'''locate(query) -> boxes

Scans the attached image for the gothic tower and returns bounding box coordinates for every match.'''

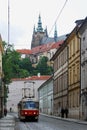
[54,24,58,42]
[31,14,48,49]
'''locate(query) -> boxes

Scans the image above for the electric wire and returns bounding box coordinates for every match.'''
[7,0,68,47]
[44,0,68,43]
[49,0,68,35]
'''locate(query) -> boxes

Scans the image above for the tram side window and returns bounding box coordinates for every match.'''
[35,102,39,109]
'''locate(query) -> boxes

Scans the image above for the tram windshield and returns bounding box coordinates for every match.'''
[22,101,39,109]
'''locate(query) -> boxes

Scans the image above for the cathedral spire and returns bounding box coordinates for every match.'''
[54,23,58,42]
[44,26,48,37]
[33,25,36,33]
[37,14,43,32]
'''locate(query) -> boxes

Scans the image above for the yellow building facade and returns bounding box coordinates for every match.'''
[68,27,81,119]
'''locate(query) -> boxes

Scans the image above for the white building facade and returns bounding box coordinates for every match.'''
[79,17,87,120]
[38,76,53,115]
[7,76,50,112]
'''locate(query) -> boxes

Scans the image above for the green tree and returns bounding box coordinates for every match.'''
[2,41,14,84]
[2,41,30,83]
[19,57,33,75]
[2,41,30,105]
[36,56,53,75]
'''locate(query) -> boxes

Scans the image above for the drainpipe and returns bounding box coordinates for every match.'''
[76,31,81,119]
[67,44,69,115]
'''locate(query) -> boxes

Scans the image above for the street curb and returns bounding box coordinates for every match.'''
[40,113,87,125]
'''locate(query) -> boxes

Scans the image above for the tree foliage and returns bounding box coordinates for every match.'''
[2,41,29,84]
[36,56,53,75]
[2,42,53,85]
[19,57,33,75]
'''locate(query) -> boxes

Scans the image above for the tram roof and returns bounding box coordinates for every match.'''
[18,97,39,103]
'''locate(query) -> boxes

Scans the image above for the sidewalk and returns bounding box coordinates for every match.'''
[0,114,15,130]
[41,113,87,125]
[0,113,87,130]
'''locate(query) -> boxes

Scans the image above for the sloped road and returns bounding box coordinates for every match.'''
[14,115,87,130]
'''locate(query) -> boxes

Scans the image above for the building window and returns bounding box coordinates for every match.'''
[83,36,85,41]
[71,66,73,85]
[54,58,58,72]
[77,38,80,52]
[77,62,80,81]
[73,39,75,55]
[69,67,72,85]
[47,52,51,59]
[73,64,75,83]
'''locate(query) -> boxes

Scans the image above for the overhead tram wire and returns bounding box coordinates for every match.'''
[13,1,68,48]
[49,0,68,35]
[44,0,68,43]
[7,0,68,49]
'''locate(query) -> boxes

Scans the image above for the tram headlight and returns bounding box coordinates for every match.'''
[34,112,36,114]
[25,112,27,114]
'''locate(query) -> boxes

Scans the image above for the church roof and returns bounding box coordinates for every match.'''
[16,40,64,55]
[41,34,66,45]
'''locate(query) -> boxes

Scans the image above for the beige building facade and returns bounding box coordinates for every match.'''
[68,25,81,119]
[51,19,84,119]
[51,41,68,116]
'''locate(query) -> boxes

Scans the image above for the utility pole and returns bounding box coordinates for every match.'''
[8,0,10,46]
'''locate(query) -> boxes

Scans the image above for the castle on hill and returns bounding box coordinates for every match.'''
[31,14,66,49]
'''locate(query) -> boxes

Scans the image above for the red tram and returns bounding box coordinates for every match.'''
[17,98,39,121]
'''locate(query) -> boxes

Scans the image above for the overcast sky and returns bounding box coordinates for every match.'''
[0,0,87,49]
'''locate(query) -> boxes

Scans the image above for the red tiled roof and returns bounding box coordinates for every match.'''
[11,75,51,81]
[16,41,64,55]
[51,41,64,49]
[31,41,64,54]
[16,49,31,54]
[31,43,52,54]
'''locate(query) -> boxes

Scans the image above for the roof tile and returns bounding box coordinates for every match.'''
[12,75,51,81]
